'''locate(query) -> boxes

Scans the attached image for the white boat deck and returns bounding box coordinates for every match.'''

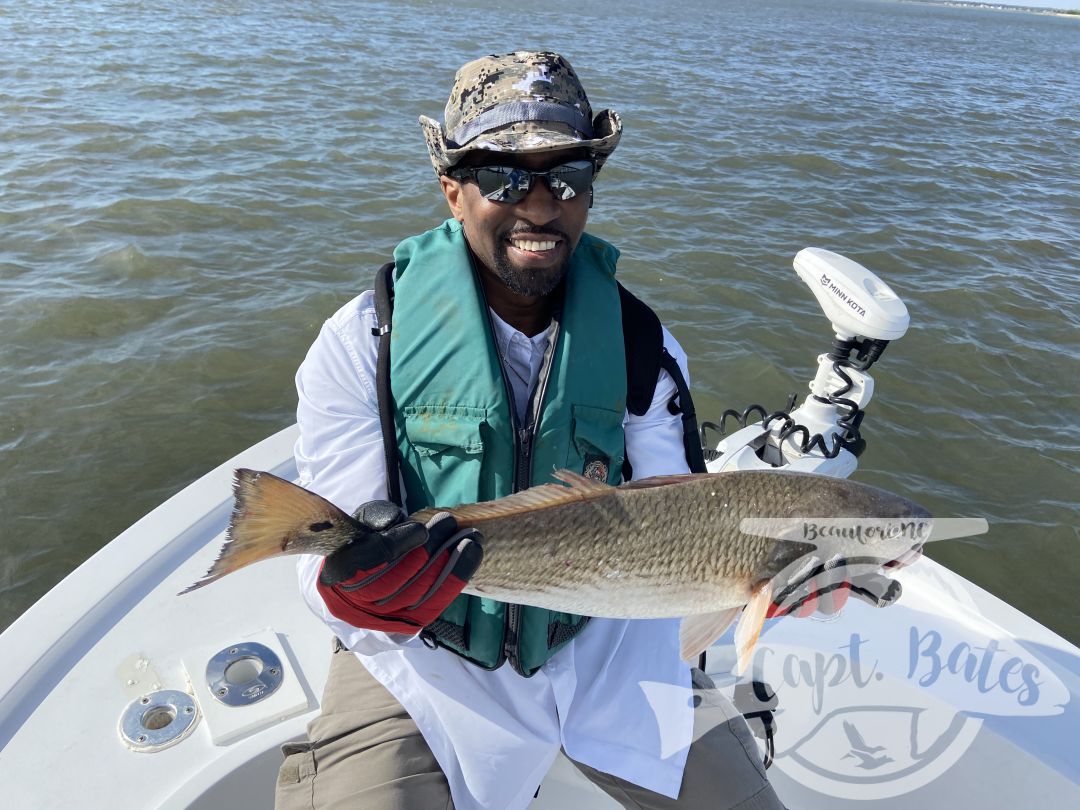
[1,425,1077,807]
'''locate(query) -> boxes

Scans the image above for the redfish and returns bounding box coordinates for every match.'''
[182,468,929,672]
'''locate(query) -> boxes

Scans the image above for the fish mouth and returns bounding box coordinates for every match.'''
[883,543,923,569]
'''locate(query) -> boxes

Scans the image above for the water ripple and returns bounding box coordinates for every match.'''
[1,0,1078,641]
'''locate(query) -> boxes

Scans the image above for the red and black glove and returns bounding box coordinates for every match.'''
[767,546,922,619]
[317,500,484,634]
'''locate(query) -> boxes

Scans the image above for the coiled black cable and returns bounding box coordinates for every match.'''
[701,336,889,464]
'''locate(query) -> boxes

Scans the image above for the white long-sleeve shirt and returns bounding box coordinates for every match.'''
[293,289,696,810]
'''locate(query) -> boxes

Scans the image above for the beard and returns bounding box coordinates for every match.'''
[490,226,573,298]
[491,250,571,298]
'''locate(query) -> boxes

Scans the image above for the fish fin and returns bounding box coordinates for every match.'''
[412,469,615,525]
[620,472,717,490]
[550,468,614,492]
[733,581,773,676]
[179,469,356,594]
[679,607,742,662]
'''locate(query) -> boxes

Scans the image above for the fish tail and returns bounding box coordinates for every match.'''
[179,469,357,594]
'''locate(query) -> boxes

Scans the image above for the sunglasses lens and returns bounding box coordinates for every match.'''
[546,161,594,201]
[474,167,529,202]
[465,160,595,204]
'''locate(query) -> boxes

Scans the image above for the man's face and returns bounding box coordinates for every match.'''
[440,150,592,299]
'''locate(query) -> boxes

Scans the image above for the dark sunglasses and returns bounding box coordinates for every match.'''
[450,159,595,204]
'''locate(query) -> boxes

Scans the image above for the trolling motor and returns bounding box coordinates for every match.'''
[703,249,911,765]
[704,248,910,478]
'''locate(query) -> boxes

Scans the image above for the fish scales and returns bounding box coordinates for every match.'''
[182,468,929,672]
[448,471,916,618]
[185,468,928,619]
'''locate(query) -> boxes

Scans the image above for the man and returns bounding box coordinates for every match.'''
[276,51,785,810]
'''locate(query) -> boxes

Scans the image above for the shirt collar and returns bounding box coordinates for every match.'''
[488,308,552,353]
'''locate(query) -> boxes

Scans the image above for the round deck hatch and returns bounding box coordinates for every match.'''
[206,641,284,706]
[119,689,199,752]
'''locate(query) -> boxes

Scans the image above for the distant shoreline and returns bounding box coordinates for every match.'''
[899,1,1080,17]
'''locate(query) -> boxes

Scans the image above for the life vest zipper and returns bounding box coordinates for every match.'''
[503,319,560,675]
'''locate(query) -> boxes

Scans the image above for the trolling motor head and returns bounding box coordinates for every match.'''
[781,249,911,465]
[793,248,910,342]
[703,248,912,476]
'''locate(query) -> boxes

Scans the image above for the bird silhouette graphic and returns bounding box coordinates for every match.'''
[841,720,894,770]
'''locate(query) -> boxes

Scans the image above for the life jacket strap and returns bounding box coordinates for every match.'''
[373,260,402,507]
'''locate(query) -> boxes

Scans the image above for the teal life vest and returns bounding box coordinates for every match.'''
[388,218,628,676]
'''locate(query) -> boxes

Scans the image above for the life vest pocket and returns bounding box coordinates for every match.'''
[401,405,489,506]
[568,404,626,485]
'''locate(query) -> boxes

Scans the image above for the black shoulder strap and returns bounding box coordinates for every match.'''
[617,282,708,475]
[659,348,708,474]
[617,282,663,417]
[372,261,403,506]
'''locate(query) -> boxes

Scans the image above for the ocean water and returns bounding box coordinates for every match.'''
[1,0,1078,642]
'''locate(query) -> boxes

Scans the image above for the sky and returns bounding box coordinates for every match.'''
[948,0,1079,10]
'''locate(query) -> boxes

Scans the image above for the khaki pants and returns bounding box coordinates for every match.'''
[276,641,783,810]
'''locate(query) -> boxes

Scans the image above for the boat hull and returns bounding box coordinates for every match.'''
[1,425,1077,808]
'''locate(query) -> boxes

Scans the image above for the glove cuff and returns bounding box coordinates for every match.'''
[316,571,425,634]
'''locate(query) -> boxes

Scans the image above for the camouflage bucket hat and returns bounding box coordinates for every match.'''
[420,51,622,175]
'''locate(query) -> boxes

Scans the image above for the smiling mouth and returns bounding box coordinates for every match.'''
[509,236,560,253]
